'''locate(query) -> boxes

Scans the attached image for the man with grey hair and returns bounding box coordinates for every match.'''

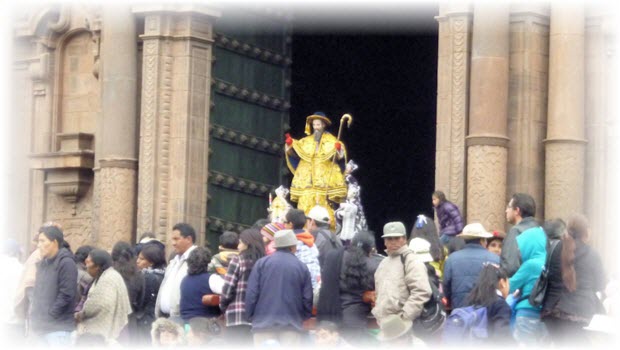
[245,230,313,347]
[372,222,431,331]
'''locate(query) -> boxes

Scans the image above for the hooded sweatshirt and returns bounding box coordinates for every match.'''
[509,226,547,311]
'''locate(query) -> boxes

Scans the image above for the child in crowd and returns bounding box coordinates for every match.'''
[208,231,239,275]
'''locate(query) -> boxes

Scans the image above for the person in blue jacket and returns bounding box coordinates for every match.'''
[508,225,547,345]
[245,229,313,347]
[443,223,499,310]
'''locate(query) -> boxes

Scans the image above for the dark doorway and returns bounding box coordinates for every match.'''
[289,26,438,248]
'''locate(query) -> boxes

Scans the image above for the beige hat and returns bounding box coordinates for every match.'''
[381,221,406,238]
[274,229,298,248]
[458,222,493,240]
[307,205,330,224]
[377,314,413,341]
[409,238,434,263]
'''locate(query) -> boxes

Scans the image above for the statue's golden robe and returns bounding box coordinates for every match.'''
[285,132,347,218]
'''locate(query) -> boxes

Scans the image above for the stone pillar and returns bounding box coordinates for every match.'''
[507,4,550,222]
[585,5,617,275]
[466,3,510,231]
[435,2,473,213]
[96,6,138,248]
[134,4,220,246]
[544,4,586,219]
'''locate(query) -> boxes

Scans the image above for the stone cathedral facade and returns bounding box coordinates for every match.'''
[7,3,618,274]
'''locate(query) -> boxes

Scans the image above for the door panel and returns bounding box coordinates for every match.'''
[207,10,291,249]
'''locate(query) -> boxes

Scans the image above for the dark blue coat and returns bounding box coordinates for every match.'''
[245,250,313,332]
[30,248,78,334]
[180,273,220,321]
[443,244,499,309]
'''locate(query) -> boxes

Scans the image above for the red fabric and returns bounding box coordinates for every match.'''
[335,141,341,150]
[285,137,293,145]
[295,232,315,247]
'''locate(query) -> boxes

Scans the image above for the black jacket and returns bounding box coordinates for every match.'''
[500,217,539,277]
[542,240,606,321]
[30,248,78,334]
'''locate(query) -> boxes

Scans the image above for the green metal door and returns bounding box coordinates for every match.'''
[207,10,291,249]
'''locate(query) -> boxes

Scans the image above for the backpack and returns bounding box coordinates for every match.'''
[400,253,446,338]
[528,239,560,307]
[441,305,488,345]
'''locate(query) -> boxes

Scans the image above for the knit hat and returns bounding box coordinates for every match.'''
[260,222,285,242]
[381,221,407,238]
[304,111,332,135]
[377,314,412,341]
[408,238,433,263]
[274,230,298,248]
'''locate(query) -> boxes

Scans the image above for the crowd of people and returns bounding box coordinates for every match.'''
[1,191,616,348]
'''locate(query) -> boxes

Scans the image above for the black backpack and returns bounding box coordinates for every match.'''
[400,252,446,338]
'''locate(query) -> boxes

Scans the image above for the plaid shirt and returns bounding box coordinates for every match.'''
[295,240,321,291]
[219,254,253,326]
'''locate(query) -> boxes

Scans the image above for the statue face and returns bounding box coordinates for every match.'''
[312,119,326,132]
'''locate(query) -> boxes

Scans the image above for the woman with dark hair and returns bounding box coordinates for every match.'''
[111,241,146,344]
[542,214,606,345]
[219,228,265,345]
[180,247,222,323]
[74,245,94,313]
[76,249,131,342]
[410,214,446,278]
[317,231,380,345]
[432,190,464,245]
[30,225,78,346]
[462,263,514,344]
[135,241,166,342]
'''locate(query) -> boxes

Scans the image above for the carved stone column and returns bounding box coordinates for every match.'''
[507,4,550,221]
[435,2,473,213]
[134,4,220,246]
[466,3,510,231]
[585,5,617,273]
[96,5,138,248]
[544,4,586,219]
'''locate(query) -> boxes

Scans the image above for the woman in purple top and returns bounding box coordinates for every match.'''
[432,190,464,245]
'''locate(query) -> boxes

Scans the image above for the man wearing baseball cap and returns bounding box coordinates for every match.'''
[245,230,313,346]
[306,205,342,268]
[442,222,500,309]
[372,221,431,336]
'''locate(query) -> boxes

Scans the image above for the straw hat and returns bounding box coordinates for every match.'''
[458,223,493,240]
[304,112,332,135]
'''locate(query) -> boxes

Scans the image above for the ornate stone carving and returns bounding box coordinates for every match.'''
[46,183,93,248]
[545,141,586,219]
[449,16,471,211]
[212,78,290,111]
[467,145,507,231]
[97,165,137,249]
[137,39,159,235]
